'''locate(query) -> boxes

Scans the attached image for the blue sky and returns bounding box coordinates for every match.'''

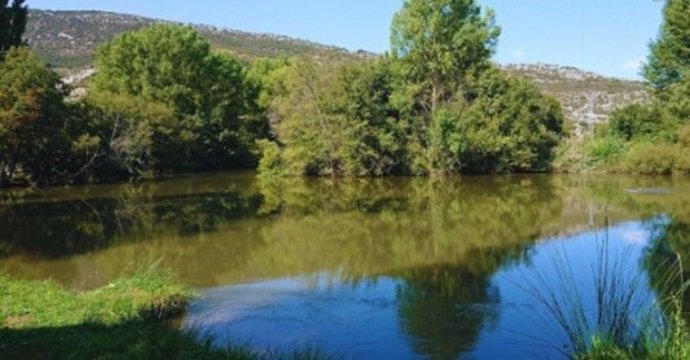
[30,0,664,79]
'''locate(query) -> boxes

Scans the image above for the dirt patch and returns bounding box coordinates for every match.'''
[3,315,33,328]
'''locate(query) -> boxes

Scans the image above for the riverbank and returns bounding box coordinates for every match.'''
[0,272,328,360]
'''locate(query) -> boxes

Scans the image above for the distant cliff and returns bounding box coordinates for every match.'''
[504,64,649,134]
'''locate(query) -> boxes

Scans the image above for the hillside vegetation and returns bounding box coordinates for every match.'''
[26,9,646,128]
[25,9,369,68]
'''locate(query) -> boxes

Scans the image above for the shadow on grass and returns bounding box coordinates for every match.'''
[0,320,331,360]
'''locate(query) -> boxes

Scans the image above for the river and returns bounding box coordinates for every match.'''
[1,173,688,359]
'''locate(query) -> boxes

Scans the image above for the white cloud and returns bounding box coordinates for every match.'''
[621,57,645,71]
[511,49,525,59]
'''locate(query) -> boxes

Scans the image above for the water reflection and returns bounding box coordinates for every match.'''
[1,173,689,358]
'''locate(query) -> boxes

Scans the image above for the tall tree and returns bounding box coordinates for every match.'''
[0,0,28,57]
[390,0,500,119]
[92,24,261,172]
[0,47,67,186]
[643,0,690,92]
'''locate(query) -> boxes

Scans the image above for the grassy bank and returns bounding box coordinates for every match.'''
[0,272,328,360]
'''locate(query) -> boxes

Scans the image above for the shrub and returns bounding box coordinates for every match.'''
[586,136,627,166]
[256,139,284,178]
[624,142,679,175]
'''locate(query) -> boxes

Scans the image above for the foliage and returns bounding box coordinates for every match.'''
[79,93,177,179]
[0,47,70,186]
[391,0,500,118]
[0,0,27,58]
[553,135,628,173]
[260,58,408,177]
[92,24,265,173]
[644,0,690,92]
[257,0,563,177]
[623,142,682,175]
[607,103,677,142]
[426,68,564,174]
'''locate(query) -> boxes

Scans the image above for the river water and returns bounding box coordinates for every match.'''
[1,173,688,359]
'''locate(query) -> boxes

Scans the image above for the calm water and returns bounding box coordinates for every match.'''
[1,173,689,359]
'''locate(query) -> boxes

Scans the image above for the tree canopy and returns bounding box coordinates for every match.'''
[0,0,27,58]
[391,0,500,119]
[256,0,563,177]
[644,0,690,92]
[92,24,265,173]
[0,47,68,185]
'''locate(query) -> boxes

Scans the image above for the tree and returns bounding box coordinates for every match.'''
[391,0,500,119]
[0,47,68,185]
[427,68,564,174]
[0,0,27,58]
[643,0,690,92]
[92,24,262,173]
[260,59,408,177]
[71,93,176,180]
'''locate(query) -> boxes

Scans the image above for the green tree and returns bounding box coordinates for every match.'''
[0,47,68,186]
[644,0,690,92]
[427,68,564,174]
[261,59,407,177]
[92,24,262,173]
[71,93,177,180]
[0,0,27,58]
[391,0,500,119]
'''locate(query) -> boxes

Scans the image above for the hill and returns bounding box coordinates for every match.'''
[25,9,369,68]
[505,64,649,135]
[25,9,648,131]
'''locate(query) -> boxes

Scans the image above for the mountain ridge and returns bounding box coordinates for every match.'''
[25,9,648,131]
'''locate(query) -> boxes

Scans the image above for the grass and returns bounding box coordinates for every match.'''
[0,271,332,360]
[513,232,690,360]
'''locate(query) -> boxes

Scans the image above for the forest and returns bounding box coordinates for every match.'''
[1,0,689,188]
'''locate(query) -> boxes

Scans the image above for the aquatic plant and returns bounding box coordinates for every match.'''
[513,226,689,360]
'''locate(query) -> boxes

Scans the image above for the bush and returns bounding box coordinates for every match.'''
[607,104,676,142]
[425,68,565,174]
[586,135,627,166]
[624,142,679,175]
[256,139,284,178]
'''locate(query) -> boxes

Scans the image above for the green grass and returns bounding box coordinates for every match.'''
[0,271,332,360]
[515,235,690,360]
[0,270,190,328]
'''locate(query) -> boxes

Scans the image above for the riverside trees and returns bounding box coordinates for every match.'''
[1,23,266,186]
[2,0,567,187]
[89,24,266,176]
[555,0,690,175]
[258,0,565,177]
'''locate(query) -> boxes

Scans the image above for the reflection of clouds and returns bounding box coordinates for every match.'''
[621,230,649,246]
[183,278,313,329]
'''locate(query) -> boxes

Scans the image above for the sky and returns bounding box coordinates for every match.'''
[29,0,665,80]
